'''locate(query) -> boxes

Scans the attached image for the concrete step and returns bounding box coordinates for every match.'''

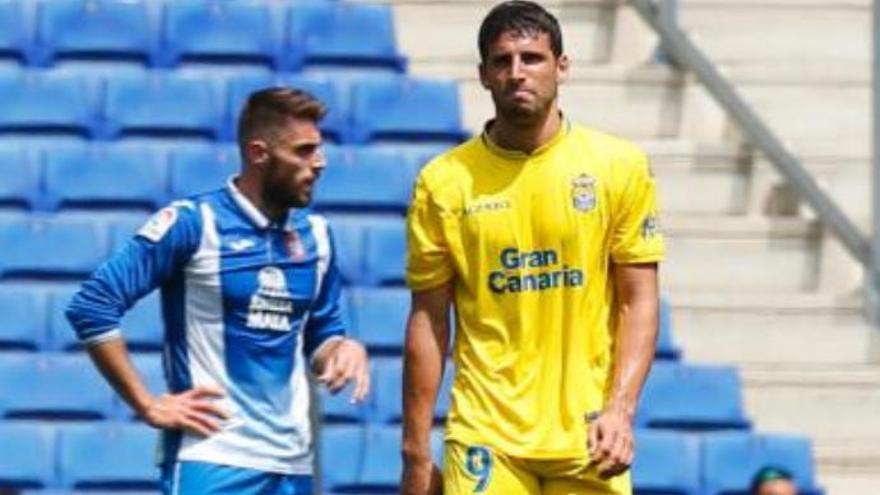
[446,63,686,138]
[679,2,869,69]
[661,214,821,292]
[667,290,878,364]
[740,364,880,485]
[391,0,613,66]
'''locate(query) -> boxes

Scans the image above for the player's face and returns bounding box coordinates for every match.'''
[263,118,325,208]
[756,479,797,495]
[479,30,568,125]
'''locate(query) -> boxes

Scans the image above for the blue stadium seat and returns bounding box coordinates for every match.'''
[315,146,412,212]
[359,424,402,488]
[58,422,159,489]
[43,144,167,211]
[283,2,405,72]
[0,214,107,278]
[0,352,115,419]
[637,362,751,430]
[101,71,220,140]
[324,214,366,284]
[702,432,822,495]
[319,424,364,492]
[0,285,47,350]
[348,287,408,351]
[45,284,80,350]
[107,213,149,252]
[656,297,682,360]
[169,143,240,197]
[33,0,152,67]
[226,73,346,142]
[631,429,700,495]
[350,77,466,144]
[0,0,28,64]
[318,382,369,424]
[0,68,95,137]
[372,357,454,424]
[0,144,39,210]
[119,352,165,419]
[160,0,277,68]
[363,219,406,285]
[0,422,56,488]
[121,291,163,351]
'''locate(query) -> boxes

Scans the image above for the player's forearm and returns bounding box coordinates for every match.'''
[607,264,659,421]
[87,338,155,417]
[402,289,450,462]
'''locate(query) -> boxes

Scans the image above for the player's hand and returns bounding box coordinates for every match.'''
[317,338,370,403]
[142,385,230,437]
[401,457,443,495]
[587,407,635,479]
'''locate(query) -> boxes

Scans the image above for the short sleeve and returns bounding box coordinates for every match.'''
[406,173,455,291]
[610,149,665,264]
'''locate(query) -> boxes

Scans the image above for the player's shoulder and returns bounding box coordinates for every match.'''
[414,136,487,195]
[569,124,648,163]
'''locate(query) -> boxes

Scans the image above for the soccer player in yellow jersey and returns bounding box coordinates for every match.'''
[400,1,664,494]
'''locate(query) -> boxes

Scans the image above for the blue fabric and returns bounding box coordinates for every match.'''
[162,461,312,495]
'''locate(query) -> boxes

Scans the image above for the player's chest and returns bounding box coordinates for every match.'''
[188,227,320,330]
[459,165,611,247]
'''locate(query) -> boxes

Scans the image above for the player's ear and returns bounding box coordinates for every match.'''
[556,53,570,85]
[245,139,270,167]
[478,62,490,90]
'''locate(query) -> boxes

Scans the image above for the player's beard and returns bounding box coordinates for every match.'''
[263,155,311,209]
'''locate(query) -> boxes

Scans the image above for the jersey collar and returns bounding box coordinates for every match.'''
[481,114,571,160]
[226,177,289,230]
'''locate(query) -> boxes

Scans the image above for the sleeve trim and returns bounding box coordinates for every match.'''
[83,329,124,347]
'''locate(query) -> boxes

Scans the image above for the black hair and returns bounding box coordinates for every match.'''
[478,0,563,61]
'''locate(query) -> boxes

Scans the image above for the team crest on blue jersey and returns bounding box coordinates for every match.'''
[285,231,306,261]
[571,174,597,212]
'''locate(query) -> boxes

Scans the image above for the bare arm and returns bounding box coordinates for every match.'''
[88,337,228,436]
[401,282,452,495]
[588,262,659,478]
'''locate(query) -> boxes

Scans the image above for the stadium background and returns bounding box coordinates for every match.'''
[0,0,874,494]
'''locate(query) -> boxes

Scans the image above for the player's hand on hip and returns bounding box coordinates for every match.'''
[587,408,635,479]
[317,338,370,402]
[142,385,230,437]
[401,458,443,495]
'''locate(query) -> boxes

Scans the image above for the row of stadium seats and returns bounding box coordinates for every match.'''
[0,353,741,430]
[0,283,682,359]
[0,142,439,213]
[0,213,409,284]
[0,69,466,143]
[0,0,405,72]
[0,420,821,495]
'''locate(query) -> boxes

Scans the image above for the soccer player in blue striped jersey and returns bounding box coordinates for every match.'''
[66,88,370,495]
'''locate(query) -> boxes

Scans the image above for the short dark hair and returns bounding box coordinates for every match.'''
[478,0,563,62]
[750,465,795,494]
[237,87,327,148]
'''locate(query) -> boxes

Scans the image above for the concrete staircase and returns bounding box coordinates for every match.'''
[389,0,879,492]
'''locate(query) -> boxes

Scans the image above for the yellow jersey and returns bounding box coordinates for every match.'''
[406,122,664,458]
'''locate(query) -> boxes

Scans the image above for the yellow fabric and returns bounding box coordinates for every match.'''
[406,122,664,459]
[444,440,630,495]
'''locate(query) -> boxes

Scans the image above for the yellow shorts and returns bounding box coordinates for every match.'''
[444,441,631,495]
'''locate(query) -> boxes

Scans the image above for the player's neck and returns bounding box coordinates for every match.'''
[489,107,562,155]
[234,174,287,223]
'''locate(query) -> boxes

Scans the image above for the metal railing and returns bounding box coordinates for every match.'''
[628,0,876,319]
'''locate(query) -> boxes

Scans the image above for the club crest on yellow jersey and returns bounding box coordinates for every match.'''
[571,174,597,212]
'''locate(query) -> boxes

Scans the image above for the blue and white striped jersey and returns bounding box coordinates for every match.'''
[66,179,346,475]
